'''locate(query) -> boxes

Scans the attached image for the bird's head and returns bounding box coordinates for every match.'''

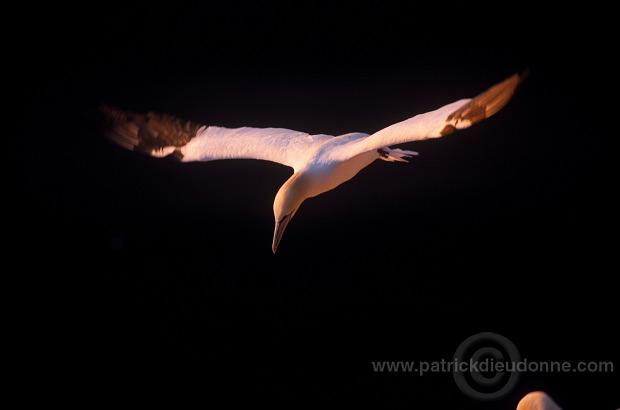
[272,173,312,253]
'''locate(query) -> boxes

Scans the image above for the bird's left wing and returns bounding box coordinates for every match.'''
[323,72,526,163]
[101,105,331,170]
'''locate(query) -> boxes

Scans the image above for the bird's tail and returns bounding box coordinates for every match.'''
[378,147,419,162]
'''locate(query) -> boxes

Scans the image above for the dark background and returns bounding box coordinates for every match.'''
[14,1,617,408]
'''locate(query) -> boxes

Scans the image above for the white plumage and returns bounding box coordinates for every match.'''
[102,71,526,252]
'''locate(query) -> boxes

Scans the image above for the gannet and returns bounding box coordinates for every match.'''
[102,72,526,253]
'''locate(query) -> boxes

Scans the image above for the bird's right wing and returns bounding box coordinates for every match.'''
[323,72,526,163]
[101,105,332,170]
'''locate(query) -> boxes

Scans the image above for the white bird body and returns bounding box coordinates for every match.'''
[102,72,526,252]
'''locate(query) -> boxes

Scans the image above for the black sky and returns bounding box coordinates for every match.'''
[14,1,618,408]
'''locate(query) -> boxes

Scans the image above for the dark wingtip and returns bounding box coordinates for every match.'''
[99,104,142,151]
[99,103,122,122]
[443,71,526,134]
[519,67,530,82]
[476,71,526,120]
[99,104,201,160]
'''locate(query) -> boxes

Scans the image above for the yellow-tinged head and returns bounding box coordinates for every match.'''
[271,173,314,253]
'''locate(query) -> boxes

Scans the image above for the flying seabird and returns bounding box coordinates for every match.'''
[102,71,526,253]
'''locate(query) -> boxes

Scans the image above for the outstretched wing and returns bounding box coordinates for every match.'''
[101,105,332,170]
[324,71,526,163]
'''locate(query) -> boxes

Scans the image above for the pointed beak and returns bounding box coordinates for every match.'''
[272,212,294,254]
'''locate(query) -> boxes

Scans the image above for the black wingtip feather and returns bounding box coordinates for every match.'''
[99,104,202,161]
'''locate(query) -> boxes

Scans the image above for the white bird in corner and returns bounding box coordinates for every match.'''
[102,71,526,253]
